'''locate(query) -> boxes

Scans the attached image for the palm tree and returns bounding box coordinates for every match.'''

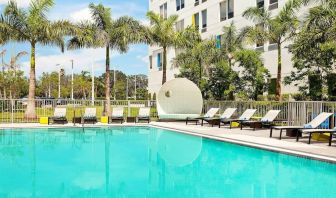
[243,0,308,100]
[219,22,246,68]
[173,39,218,88]
[146,11,187,85]
[4,51,27,99]
[0,0,73,118]
[68,3,147,116]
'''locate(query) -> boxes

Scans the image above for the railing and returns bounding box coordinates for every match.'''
[0,99,158,124]
[204,101,336,128]
[0,99,335,128]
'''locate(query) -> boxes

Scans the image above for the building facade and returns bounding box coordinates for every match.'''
[148,0,312,95]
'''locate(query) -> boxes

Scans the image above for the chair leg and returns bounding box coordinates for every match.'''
[308,133,312,144]
[296,130,300,142]
[279,129,283,140]
[219,122,221,128]
[270,128,273,138]
[240,121,243,130]
[201,119,204,126]
[329,133,332,146]
[230,121,232,129]
[186,118,188,125]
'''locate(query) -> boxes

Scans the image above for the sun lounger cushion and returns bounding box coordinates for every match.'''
[54,108,66,118]
[204,108,220,118]
[220,108,237,119]
[304,124,313,129]
[139,108,150,117]
[84,108,96,118]
[112,108,124,117]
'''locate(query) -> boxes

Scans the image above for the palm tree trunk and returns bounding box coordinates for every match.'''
[275,42,282,101]
[104,46,111,116]
[162,46,167,85]
[199,59,202,87]
[25,42,36,119]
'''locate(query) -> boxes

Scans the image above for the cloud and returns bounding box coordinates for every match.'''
[69,7,92,23]
[21,48,119,77]
[0,0,30,7]
[137,55,148,64]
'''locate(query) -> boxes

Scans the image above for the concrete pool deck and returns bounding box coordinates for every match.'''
[0,122,335,163]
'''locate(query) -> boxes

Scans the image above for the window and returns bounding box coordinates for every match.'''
[257,0,264,9]
[157,53,162,70]
[219,0,234,22]
[149,55,152,69]
[176,0,185,11]
[195,0,199,6]
[201,9,207,32]
[160,3,167,19]
[216,35,222,49]
[269,0,278,10]
[228,0,234,19]
[193,13,200,30]
[175,19,184,31]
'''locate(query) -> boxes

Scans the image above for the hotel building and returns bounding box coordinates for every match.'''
[148,0,312,95]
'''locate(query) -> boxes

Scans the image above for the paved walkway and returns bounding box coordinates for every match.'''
[0,122,335,163]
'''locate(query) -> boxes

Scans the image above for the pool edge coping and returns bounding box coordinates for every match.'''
[149,124,336,164]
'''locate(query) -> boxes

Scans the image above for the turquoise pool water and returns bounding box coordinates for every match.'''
[0,126,335,198]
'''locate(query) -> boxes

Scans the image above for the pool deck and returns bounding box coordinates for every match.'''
[0,122,335,163]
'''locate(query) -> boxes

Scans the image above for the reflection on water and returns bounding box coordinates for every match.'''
[0,127,335,198]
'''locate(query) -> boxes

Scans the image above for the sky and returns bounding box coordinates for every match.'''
[0,0,149,77]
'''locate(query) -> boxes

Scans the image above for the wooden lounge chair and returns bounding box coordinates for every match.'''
[186,108,220,126]
[299,127,336,146]
[82,108,97,124]
[270,112,333,140]
[240,110,281,130]
[49,108,67,125]
[226,109,257,129]
[136,107,151,123]
[110,107,124,124]
[203,108,237,127]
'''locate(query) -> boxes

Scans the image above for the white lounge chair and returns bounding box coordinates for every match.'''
[227,109,257,129]
[82,108,97,124]
[203,108,237,127]
[186,108,220,126]
[136,107,151,123]
[270,112,333,140]
[241,110,281,130]
[299,127,336,146]
[110,107,124,124]
[49,107,67,124]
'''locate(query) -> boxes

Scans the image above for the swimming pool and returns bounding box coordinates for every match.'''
[0,126,335,197]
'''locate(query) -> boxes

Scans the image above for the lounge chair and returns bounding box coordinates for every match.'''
[110,107,124,124]
[204,108,237,128]
[299,127,336,146]
[82,108,97,124]
[240,110,281,130]
[49,108,67,125]
[186,108,220,126]
[225,109,257,129]
[136,107,151,123]
[270,112,333,140]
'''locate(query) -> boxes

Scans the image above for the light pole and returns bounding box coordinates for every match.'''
[126,76,128,100]
[91,61,95,106]
[134,75,137,100]
[56,64,61,98]
[70,60,74,100]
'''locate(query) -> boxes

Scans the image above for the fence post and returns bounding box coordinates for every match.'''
[128,100,131,117]
[11,99,14,124]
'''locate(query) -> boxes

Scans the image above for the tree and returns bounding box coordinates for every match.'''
[68,3,147,116]
[0,0,73,118]
[234,49,270,100]
[243,0,308,100]
[146,11,188,85]
[285,0,336,100]
[174,38,217,88]
[219,22,246,68]
[4,51,27,98]
[207,61,240,100]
